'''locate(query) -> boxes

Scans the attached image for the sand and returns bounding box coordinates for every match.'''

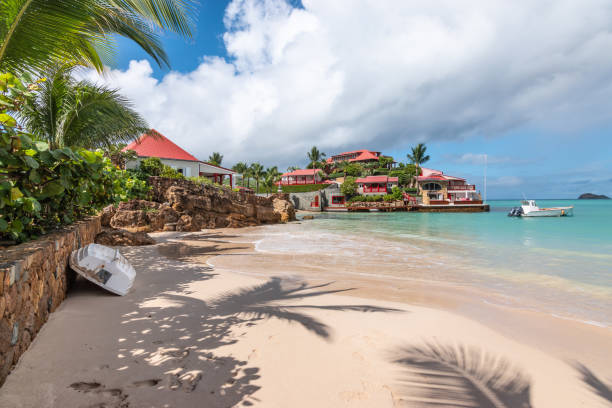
[0,229,610,408]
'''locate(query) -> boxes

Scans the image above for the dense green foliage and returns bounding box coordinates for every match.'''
[344,163,363,177]
[340,176,357,197]
[281,184,329,193]
[0,73,148,243]
[132,157,183,180]
[19,65,148,149]
[208,152,223,166]
[327,171,345,179]
[0,0,196,74]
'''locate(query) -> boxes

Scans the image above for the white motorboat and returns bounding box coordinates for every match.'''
[514,200,573,217]
[69,243,136,295]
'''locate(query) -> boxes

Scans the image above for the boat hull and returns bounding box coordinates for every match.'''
[69,244,136,295]
[522,207,573,217]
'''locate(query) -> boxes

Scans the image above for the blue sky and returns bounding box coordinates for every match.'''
[102,0,612,199]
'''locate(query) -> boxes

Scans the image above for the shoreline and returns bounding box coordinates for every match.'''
[0,227,610,407]
[203,226,612,373]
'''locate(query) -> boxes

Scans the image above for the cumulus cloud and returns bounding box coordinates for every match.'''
[85,0,612,168]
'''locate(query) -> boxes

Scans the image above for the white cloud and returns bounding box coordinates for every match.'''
[86,0,612,168]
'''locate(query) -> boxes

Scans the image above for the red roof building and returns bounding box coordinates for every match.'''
[123,130,237,186]
[326,149,381,164]
[280,169,323,185]
[356,176,399,195]
[123,129,199,162]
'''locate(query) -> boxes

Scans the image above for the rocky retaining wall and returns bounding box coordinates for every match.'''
[105,177,295,232]
[0,216,101,386]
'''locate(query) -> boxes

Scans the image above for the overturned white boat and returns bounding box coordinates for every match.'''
[69,244,135,295]
[509,200,574,217]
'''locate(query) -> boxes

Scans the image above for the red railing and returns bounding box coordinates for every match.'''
[281,179,318,185]
[448,184,475,191]
[361,187,388,193]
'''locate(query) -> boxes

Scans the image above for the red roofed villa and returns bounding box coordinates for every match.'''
[326,149,382,164]
[124,130,237,186]
[355,176,399,195]
[280,169,323,185]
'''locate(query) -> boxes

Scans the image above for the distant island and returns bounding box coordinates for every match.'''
[578,193,610,199]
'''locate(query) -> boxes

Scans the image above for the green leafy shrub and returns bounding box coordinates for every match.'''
[137,157,183,179]
[0,72,149,243]
[327,171,345,179]
[391,186,403,200]
[344,163,363,177]
[282,184,329,193]
[404,187,418,194]
[341,176,357,197]
[383,194,394,202]
[373,168,389,175]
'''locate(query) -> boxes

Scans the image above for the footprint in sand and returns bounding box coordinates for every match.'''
[69,381,129,408]
[132,379,161,387]
[70,382,102,392]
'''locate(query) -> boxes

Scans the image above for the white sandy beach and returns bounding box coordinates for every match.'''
[0,228,610,408]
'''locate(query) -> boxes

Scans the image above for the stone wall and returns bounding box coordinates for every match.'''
[288,190,323,211]
[0,217,101,386]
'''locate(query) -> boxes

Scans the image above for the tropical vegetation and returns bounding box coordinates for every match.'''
[19,64,148,149]
[0,73,148,243]
[0,0,196,74]
[208,152,223,166]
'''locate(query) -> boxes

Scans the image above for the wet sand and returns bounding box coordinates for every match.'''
[0,229,610,407]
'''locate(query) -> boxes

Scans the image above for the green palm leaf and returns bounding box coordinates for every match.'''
[19,64,148,149]
[0,0,196,74]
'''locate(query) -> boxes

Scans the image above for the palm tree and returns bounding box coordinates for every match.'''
[407,143,430,184]
[287,165,300,172]
[19,65,147,149]
[232,162,248,187]
[208,152,223,166]
[0,0,196,74]
[250,162,264,194]
[265,166,281,182]
[307,146,326,168]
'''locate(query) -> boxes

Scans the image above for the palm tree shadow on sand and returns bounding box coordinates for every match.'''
[107,243,403,407]
[572,362,612,405]
[205,277,402,339]
[392,342,532,408]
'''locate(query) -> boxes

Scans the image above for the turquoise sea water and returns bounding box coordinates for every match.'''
[276,200,612,326]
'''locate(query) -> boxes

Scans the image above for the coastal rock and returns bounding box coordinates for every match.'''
[578,193,610,199]
[95,229,156,246]
[109,178,296,232]
[272,195,296,223]
[100,205,117,227]
[176,215,204,232]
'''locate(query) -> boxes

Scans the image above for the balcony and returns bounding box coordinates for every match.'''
[361,186,388,193]
[281,178,318,185]
[448,184,476,191]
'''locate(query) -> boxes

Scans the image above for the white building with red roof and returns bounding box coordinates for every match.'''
[123,130,237,186]
[280,169,323,185]
[355,176,399,195]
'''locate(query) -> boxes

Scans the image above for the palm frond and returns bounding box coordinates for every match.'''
[572,362,612,404]
[19,64,148,149]
[394,342,532,408]
[0,0,196,73]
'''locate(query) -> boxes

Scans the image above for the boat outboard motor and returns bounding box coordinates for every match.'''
[508,207,523,217]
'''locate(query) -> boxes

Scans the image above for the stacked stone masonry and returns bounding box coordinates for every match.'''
[0,216,101,386]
